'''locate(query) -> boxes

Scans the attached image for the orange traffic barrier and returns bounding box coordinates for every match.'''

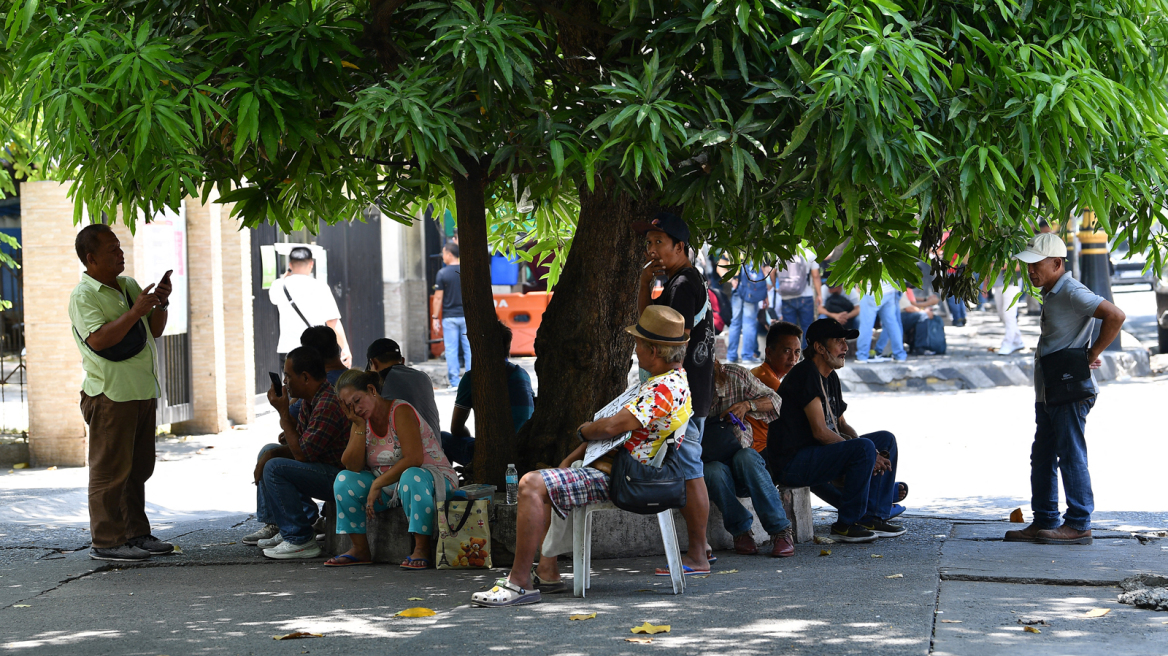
[428,292,554,358]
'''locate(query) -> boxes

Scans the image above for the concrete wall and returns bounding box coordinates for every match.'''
[22,181,87,466]
[381,214,429,363]
[173,195,228,434]
[220,207,254,425]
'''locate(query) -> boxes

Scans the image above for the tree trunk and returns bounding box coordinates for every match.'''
[516,182,657,470]
[450,155,517,487]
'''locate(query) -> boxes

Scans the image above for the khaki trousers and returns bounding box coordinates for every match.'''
[79,393,157,549]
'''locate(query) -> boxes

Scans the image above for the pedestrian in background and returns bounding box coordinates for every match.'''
[773,254,821,346]
[724,261,768,363]
[69,224,174,562]
[432,241,470,387]
[1005,233,1126,546]
[269,247,352,368]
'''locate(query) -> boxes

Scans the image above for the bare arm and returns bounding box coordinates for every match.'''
[85,284,158,351]
[339,401,367,472]
[803,399,846,446]
[558,442,589,468]
[325,318,352,367]
[838,415,860,439]
[811,267,823,308]
[578,408,643,441]
[431,291,443,334]
[1088,300,1126,366]
[449,405,472,438]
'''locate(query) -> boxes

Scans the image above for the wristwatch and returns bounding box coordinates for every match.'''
[748,400,757,413]
[157,302,169,311]
[576,428,586,442]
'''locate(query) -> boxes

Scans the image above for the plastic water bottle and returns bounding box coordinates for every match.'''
[505,464,519,505]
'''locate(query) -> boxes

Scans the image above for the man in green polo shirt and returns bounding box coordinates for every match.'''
[69,223,173,562]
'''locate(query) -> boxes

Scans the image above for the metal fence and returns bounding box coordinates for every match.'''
[0,227,25,434]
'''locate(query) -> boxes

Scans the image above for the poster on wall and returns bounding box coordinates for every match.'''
[138,207,189,336]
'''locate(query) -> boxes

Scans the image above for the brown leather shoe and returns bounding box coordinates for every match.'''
[1003,523,1045,543]
[1035,525,1093,545]
[733,532,758,555]
[771,528,795,558]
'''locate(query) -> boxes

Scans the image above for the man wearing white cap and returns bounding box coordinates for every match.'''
[1004,232,1125,546]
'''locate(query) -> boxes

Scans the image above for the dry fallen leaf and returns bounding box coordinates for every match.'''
[871,554,883,558]
[819,549,831,557]
[692,575,709,579]
[396,607,436,618]
[1023,626,1040,634]
[626,637,654,644]
[813,536,834,545]
[13,604,29,608]
[885,573,904,579]
[46,466,57,471]
[1010,508,1024,523]
[940,620,962,624]
[12,463,27,469]
[273,632,323,640]
[170,546,183,554]
[715,569,738,575]
[408,597,424,601]
[569,613,596,621]
[630,622,670,635]
[1083,608,1110,618]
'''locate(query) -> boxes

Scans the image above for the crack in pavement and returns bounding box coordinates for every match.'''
[938,573,1124,587]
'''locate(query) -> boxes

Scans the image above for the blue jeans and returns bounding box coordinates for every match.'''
[442,317,471,386]
[260,457,341,545]
[1031,399,1095,531]
[440,431,475,467]
[946,297,967,324]
[677,416,707,480]
[255,444,319,526]
[779,431,898,525]
[858,293,906,361]
[781,296,816,347]
[727,294,759,361]
[704,448,791,536]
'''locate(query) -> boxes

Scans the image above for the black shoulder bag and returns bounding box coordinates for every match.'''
[1039,317,1096,406]
[283,286,314,328]
[609,433,687,515]
[75,285,149,362]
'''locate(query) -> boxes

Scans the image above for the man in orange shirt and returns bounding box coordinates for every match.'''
[751,322,908,515]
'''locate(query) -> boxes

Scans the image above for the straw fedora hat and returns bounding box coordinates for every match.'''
[624,306,689,345]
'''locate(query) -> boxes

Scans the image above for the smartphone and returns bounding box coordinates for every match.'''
[160,269,173,284]
[268,371,282,397]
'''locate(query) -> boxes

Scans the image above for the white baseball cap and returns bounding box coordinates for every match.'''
[1012,232,1067,263]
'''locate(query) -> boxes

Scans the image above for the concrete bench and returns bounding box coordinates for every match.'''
[323,485,815,565]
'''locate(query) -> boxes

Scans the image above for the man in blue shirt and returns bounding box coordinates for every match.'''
[441,322,534,467]
[1005,233,1126,546]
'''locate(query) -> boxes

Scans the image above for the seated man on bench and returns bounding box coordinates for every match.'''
[767,319,905,543]
[470,306,691,607]
[704,358,794,557]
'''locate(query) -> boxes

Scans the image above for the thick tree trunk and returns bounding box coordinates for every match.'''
[515,182,657,470]
[450,155,517,487]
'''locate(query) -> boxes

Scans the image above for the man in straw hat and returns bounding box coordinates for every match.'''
[471,306,693,607]
[1004,232,1125,546]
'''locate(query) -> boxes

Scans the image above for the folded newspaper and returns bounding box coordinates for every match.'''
[581,381,641,467]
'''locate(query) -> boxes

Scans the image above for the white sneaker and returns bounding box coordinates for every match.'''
[256,533,284,549]
[998,344,1019,356]
[263,538,321,560]
[242,524,280,546]
[857,356,889,364]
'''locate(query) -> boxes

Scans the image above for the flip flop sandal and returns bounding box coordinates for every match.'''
[654,565,711,577]
[896,482,909,503]
[531,567,568,594]
[324,554,372,567]
[400,556,430,570]
[889,504,907,519]
[471,578,542,607]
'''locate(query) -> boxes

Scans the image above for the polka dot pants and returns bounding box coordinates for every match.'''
[332,467,451,537]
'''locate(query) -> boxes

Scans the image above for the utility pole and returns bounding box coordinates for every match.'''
[1077,210,1121,351]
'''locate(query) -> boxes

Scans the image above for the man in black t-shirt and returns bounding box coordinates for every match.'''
[768,319,905,543]
[635,212,714,574]
[433,242,469,386]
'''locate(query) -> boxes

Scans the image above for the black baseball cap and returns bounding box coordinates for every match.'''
[366,338,402,366]
[633,211,691,245]
[805,318,860,346]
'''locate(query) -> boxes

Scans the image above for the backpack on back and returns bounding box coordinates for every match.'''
[738,266,768,304]
[776,258,811,297]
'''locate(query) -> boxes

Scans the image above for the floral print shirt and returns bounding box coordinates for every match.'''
[366,400,458,488]
[622,369,693,464]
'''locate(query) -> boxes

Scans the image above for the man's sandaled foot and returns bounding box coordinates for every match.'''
[1035,525,1093,545]
[471,578,541,607]
[531,567,567,594]
[896,482,908,503]
[1003,523,1046,543]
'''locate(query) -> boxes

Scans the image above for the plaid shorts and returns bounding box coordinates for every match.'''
[539,466,610,519]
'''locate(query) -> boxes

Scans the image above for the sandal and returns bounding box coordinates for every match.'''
[531,567,568,594]
[889,504,907,519]
[654,565,711,576]
[896,482,909,503]
[400,556,430,570]
[471,578,541,607]
[324,553,372,567]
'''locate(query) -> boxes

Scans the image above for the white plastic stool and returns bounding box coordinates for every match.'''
[571,501,686,597]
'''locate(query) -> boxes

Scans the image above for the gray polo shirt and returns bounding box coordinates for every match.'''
[1034,272,1104,402]
[380,365,441,437]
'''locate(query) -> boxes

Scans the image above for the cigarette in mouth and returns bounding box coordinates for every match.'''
[643,261,655,270]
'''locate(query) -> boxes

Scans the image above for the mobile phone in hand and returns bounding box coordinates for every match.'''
[269,371,282,397]
[160,269,173,284]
